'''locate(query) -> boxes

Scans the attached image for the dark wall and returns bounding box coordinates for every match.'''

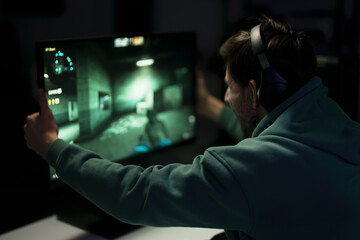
[0,0,116,234]
[77,52,112,136]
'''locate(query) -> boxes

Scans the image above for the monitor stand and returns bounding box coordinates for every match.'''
[55,187,140,239]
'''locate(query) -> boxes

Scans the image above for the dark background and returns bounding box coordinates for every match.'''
[1,0,359,235]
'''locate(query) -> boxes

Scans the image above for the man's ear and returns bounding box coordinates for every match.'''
[248,79,259,109]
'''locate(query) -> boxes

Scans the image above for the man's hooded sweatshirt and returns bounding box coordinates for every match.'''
[47,77,360,240]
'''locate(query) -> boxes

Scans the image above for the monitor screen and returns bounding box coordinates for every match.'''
[36,32,197,181]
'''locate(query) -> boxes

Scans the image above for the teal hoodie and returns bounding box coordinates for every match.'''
[47,77,360,239]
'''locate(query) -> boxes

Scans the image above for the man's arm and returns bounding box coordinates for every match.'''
[24,87,250,231]
[46,139,251,230]
[217,105,243,140]
[197,70,242,140]
[196,69,225,122]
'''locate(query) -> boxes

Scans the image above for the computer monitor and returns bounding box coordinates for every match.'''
[36,32,197,181]
[36,32,197,238]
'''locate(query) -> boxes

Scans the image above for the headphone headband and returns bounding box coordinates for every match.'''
[250,24,270,70]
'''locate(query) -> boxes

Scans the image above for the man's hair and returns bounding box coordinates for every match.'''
[220,16,317,107]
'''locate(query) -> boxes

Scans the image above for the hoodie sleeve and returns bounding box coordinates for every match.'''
[46,139,251,231]
[217,105,243,141]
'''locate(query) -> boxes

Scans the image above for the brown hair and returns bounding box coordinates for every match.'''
[220,16,317,93]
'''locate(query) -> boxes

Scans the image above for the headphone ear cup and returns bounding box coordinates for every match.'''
[258,66,289,110]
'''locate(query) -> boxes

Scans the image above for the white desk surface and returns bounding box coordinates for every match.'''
[0,215,223,240]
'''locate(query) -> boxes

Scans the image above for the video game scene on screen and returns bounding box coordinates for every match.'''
[40,35,196,180]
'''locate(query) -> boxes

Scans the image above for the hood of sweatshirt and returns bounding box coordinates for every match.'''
[252,77,360,165]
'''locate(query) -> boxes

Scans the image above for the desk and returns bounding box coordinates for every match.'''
[0,215,223,240]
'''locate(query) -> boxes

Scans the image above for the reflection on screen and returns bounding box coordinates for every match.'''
[38,33,196,180]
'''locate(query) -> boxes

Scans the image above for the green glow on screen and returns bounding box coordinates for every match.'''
[127,76,154,100]
[125,68,162,100]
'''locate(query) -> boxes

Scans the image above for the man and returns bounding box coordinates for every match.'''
[24,16,360,239]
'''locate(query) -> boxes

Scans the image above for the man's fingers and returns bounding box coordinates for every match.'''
[37,88,50,114]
